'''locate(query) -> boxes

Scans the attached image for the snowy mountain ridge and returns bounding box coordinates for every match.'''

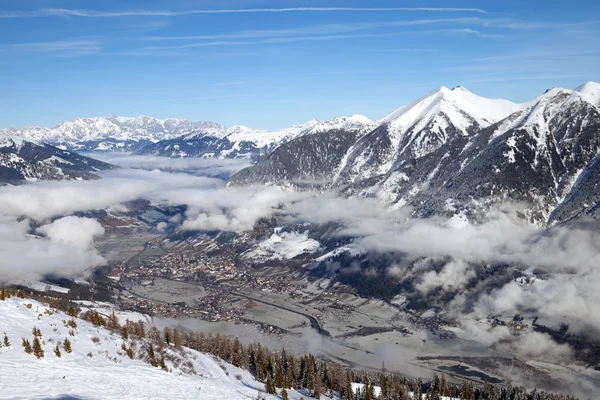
[380,85,524,135]
[231,81,600,226]
[0,116,226,144]
[137,114,372,159]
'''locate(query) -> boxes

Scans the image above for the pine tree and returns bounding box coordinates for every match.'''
[54,343,62,357]
[414,378,423,400]
[160,353,168,372]
[149,326,161,343]
[63,338,72,353]
[3,332,10,347]
[126,345,135,359]
[275,359,284,388]
[345,370,353,400]
[364,378,374,400]
[232,337,242,367]
[432,373,440,393]
[67,303,78,317]
[33,336,44,359]
[265,374,277,395]
[173,328,184,349]
[135,321,146,338]
[163,327,172,345]
[22,338,32,354]
[148,343,158,367]
[280,387,289,400]
[440,375,448,396]
[107,310,120,332]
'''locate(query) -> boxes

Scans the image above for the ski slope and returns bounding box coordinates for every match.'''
[0,296,313,400]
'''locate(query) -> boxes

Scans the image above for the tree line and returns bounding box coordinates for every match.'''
[0,287,580,400]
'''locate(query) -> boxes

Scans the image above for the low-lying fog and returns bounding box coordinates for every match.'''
[2,151,600,396]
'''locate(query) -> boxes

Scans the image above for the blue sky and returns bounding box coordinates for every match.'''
[0,0,599,129]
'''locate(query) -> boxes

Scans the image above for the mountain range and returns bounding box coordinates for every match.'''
[0,116,225,152]
[230,81,600,226]
[3,81,600,226]
[0,115,373,158]
[136,115,372,159]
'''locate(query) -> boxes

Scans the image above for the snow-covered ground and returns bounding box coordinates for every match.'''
[246,229,320,260]
[21,281,70,294]
[0,296,315,399]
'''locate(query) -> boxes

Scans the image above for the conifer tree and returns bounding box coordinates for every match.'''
[173,328,184,349]
[33,336,44,359]
[345,370,353,400]
[364,378,374,400]
[3,332,10,347]
[163,327,172,345]
[135,321,146,338]
[126,345,135,359]
[63,338,72,353]
[54,343,62,358]
[232,337,242,367]
[304,356,316,397]
[265,374,277,395]
[440,375,448,396]
[414,378,423,400]
[67,303,78,317]
[314,375,322,400]
[275,359,284,388]
[149,326,161,343]
[280,387,289,400]
[22,338,32,354]
[160,353,168,372]
[148,343,158,367]
[107,310,120,332]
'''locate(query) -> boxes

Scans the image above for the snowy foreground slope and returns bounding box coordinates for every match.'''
[0,297,310,400]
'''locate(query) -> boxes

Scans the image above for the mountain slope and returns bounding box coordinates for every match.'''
[417,83,600,222]
[229,82,600,225]
[334,86,524,186]
[0,135,114,183]
[229,129,361,186]
[0,296,307,400]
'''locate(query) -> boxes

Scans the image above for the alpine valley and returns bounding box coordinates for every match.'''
[3,82,600,399]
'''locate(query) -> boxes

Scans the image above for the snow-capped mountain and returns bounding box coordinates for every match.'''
[230,82,600,225]
[136,115,372,159]
[335,85,525,185]
[0,116,226,152]
[0,134,114,183]
[2,115,372,158]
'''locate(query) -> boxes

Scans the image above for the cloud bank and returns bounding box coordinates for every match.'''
[1,153,599,365]
[0,216,105,283]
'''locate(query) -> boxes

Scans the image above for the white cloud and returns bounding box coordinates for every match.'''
[0,168,221,221]
[179,186,306,232]
[0,216,105,283]
[0,7,487,19]
[87,153,250,176]
[10,39,102,57]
